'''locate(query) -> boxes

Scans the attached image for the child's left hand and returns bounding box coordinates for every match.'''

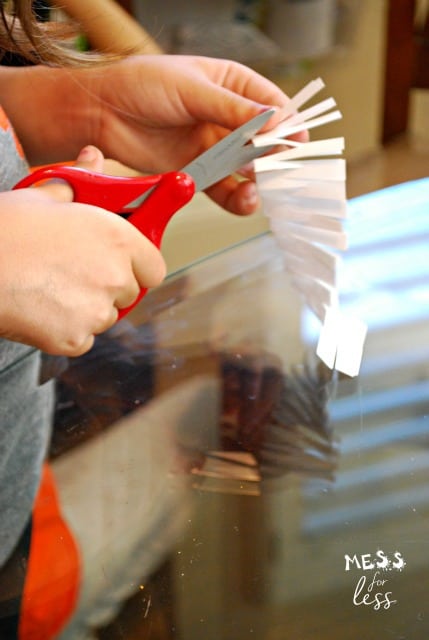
[91,55,297,215]
[1,55,305,215]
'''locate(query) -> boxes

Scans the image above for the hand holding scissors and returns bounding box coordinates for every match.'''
[15,109,274,321]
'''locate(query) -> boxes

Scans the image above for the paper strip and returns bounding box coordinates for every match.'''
[254,138,345,169]
[258,180,347,201]
[253,111,343,147]
[256,159,346,185]
[278,77,326,119]
[283,97,337,128]
[334,314,367,377]
[252,77,368,375]
[317,307,367,377]
[291,276,338,323]
[316,307,338,368]
[284,250,338,289]
[277,234,340,276]
[261,195,348,220]
[269,211,344,233]
[270,219,348,250]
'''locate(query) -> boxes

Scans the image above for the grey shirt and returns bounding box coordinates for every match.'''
[0,107,54,567]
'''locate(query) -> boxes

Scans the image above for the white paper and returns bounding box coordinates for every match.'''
[270,219,348,250]
[270,212,343,233]
[260,181,347,207]
[283,97,337,128]
[254,78,366,375]
[284,250,337,289]
[317,307,367,377]
[316,306,338,368]
[334,314,368,377]
[253,111,343,147]
[264,196,348,222]
[277,234,340,274]
[255,159,347,183]
[291,276,338,322]
[254,138,345,169]
[278,77,326,119]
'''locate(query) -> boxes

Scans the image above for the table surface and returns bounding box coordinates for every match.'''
[30,178,429,638]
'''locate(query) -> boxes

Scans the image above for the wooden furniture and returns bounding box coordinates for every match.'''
[383,0,429,142]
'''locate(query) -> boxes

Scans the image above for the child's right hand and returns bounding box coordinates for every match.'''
[0,146,166,356]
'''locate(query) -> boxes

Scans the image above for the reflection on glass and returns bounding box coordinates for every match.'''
[3,179,429,638]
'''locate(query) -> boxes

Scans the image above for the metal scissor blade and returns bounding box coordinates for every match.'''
[126,108,275,209]
[181,108,276,191]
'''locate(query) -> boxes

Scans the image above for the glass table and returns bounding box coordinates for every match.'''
[27,179,429,638]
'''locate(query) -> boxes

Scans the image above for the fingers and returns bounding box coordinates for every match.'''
[104,211,167,309]
[130,230,167,289]
[76,304,119,354]
[205,177,261,216]
[197,62,309,145]
[71,335,95,357]
[74,145,105,172]
[40,223,165,357]
[36,145,105,202]
[198,59,311,147]
[114,278,141,311]
[187,58,292,132]
[4,144,166,358]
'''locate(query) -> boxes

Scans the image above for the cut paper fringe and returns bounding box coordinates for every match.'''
[253,78,367,377]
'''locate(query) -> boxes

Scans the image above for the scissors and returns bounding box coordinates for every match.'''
[14,108,275,318]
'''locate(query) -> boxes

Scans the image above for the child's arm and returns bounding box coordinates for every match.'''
[0,146,165,356]
[0,55,300,215]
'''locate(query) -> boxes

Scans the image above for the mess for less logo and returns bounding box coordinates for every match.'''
[344,551,406,611]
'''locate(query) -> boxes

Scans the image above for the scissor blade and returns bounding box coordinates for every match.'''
[181,108,276,191]
[125,108,275,209]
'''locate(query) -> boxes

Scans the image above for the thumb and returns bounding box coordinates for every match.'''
[36,146,105,202]
[74,145,105,172]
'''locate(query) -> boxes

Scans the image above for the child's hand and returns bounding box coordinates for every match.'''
[0,146,166,356]
[1,56,305,216]
[96,56,302,216]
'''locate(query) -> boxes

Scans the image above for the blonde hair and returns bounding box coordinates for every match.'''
[0,1,108,65]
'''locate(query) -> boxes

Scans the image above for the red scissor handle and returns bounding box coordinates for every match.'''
[14,165,195,317]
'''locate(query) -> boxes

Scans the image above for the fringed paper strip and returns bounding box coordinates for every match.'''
[316,307,368,378]
[253,78,367,377]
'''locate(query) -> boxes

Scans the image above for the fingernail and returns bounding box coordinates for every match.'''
[77,145,97,162]
[257,104,279,116]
